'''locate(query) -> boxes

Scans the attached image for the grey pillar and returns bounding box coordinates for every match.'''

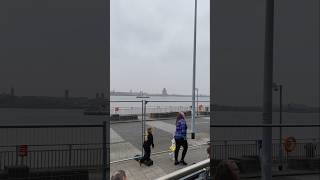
[262,0,275,180]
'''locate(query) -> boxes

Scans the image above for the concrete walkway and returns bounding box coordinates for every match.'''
[110,145,208,180]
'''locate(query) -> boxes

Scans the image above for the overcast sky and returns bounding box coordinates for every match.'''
[110,0,210,95]
[0,0,318,106]
[0,0,108,98]
[212,0,319,106]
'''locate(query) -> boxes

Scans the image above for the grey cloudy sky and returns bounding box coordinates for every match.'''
[0,0,107,98]
[110,0,210,95]
[0,0,318,106]
[212,0,319,107]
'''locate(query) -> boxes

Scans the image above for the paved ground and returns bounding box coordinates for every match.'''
[110,116,210,179]
[109,116,319,180]
[110,146,208,180]
[110,116,210,162]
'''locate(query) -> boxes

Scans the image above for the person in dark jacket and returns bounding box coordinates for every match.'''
[214,160,240,180]
[140,127,154,165]
[174,112,188,165]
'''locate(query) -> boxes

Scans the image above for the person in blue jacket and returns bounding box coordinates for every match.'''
[174,112,188,165]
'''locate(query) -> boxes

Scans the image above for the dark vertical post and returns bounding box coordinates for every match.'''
[224,140,228,160]
[106,0,110,176]
[196,88,199,116]
[191,0,198,140]
[209,104,214,178]
[209,0,214,176]
[262,0,275,179]
[16,146,18,166]
[141,100,144,157]
[279,85,283,170]
[102,121,107,180]
[144,100,147,139]
[256,140,259,157]
[69,144,72,167]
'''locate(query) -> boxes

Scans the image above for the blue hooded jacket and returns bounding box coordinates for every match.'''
[175,118,187,140]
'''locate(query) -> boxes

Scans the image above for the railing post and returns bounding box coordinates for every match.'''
[256,140,259,156]
[102,121,107,180]
[278,85,283,171]
[141,100,144,157]
[16,145,19,166]
[262,0,275,179]
[69,144,72,167]
[224,140,228,160]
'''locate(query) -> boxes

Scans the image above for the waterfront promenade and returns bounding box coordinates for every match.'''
[110,116,210,179]
[109,113,319,179]
[0,107,318,179]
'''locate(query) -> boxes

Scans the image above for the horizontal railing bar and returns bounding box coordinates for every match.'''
[110,115,210,124]
[146,100,210,103]
[0,124,103,128]
[152,142,209,156]
[109,100,210,103]
[155,159,210,180]
[2,138,317,149]
[110,101,143,102]
[0,143,103,148]
[211,138,320,142]
[110,142,208,164]
[211,124,320,127]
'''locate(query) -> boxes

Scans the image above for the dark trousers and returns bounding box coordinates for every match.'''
[174,138,188,161]
[140,146,151,163]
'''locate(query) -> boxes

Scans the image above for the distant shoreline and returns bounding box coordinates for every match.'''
[0,106,318,113]
[0,95,318,113]
[110,94,210,97]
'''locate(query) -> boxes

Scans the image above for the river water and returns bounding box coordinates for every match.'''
[0,101,317,168]
[0,95,318,145]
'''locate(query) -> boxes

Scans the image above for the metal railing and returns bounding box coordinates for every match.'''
[110,100,210,163]
[155,123,319,180]
[0,143,105,169]
[211,141,320,161]
[110,100,319,180]
[110,100,210,116]
[210,124,320,177]
[110,141,209,164]
[155,159,210,180]
[0,123,108,180]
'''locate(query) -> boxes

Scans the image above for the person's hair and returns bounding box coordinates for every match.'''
[147,127,153,134]
[176,112,185,124]
[214,160,239,180]
[111,170,126,180]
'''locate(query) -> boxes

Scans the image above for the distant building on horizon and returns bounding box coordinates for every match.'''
[162,88,168,96]
[10,87,15,97]
[65,89,69,100]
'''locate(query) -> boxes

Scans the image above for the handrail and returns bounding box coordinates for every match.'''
[110,100,142,102]
[0,124,103,128]
[210,138,319,142]
[109,100,210,103]
[145,100,210,103]
[211,124,320,127]
[110,142,208,164]
[155,159,210,180]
